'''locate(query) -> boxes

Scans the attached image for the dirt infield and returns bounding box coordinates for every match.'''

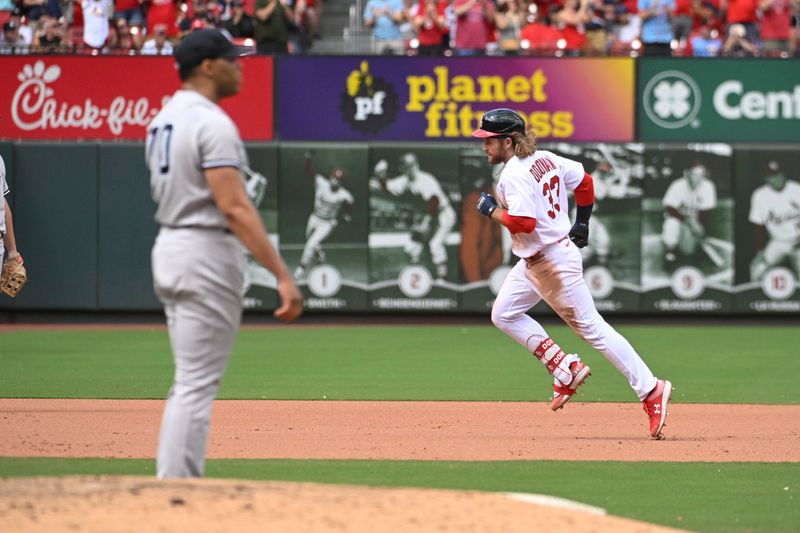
[2,398,796,532]
[1,399,797,462]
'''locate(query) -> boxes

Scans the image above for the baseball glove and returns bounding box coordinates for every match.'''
[0,255,28,298]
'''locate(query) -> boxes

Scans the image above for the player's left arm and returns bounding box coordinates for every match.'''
[568,173,594,248]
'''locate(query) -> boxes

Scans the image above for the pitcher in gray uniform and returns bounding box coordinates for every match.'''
[146,28,303,479]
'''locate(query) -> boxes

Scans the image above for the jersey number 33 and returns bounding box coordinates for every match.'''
[540,175,561,219]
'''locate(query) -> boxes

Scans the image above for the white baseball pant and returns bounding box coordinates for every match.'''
[152,228,245,478]
[491,237,657,400]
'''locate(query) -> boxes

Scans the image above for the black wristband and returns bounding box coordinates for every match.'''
[576,204,593,224]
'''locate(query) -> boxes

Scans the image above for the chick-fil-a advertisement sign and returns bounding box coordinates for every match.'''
[0,56,273,140]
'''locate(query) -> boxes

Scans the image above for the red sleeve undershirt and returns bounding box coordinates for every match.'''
[574,173,594,206]
[500,211,536,234]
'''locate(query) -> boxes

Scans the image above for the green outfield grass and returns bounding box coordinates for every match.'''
[0,325,797,403]
[0,458,797,533]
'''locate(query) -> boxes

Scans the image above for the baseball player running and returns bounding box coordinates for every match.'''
[374,152,456,280]
[661,162,717,269]
[294,152,355,279]
[146,29,303,478]
[472,108,672,439]
[748,160,800,281]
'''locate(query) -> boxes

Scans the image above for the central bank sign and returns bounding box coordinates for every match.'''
[639,59,800,141]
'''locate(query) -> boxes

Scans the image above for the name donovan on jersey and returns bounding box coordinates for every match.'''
[529,157,557,183]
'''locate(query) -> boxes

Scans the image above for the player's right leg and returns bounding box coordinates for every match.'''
[152,231,244,477]
[531,239,668,436]
[491,259,588,409]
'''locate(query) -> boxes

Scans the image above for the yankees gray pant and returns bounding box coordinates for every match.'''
[152,228,244,478]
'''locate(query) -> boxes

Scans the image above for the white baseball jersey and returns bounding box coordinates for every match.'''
[146,90,247,229]
[313,175,354,220]
[662,176,717,219]
[385,170,452,211]
[749,181,800,243]
[495,150,585,258]
[0,155,8,235]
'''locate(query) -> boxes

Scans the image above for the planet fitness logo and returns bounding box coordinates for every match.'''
[339,60,399,134]
[643,70,702,130]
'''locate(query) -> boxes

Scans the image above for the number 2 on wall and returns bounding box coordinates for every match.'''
[542,175,561,219]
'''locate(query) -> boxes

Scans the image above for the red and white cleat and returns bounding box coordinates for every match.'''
[643,379,673,439]
[550,359,591,412]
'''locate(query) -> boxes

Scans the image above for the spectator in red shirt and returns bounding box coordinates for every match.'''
[453,0,495,55]
[114,0,145,27]
[410,0,448,54]
[179,0,216,38]
[519,2,562,54]
[759,0,791,55]
[693,0,725,32]
[551,0,590,54]
[720,0,759,42]
[146,0,180,38]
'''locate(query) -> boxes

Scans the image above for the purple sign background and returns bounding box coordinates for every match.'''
[277,57,633,142]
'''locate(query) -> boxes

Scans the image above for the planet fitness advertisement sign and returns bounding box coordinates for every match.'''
[277,57,634,142]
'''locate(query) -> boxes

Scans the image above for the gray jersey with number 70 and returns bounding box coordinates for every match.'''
[146,90,248,228]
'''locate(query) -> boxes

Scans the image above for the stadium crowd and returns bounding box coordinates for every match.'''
[0,0,797,57]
